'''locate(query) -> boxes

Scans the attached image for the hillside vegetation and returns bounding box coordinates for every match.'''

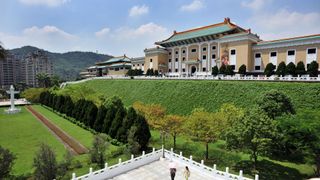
[58,79,320,115]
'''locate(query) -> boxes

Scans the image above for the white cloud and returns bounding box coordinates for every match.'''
[241,0,271,11]
[129,5,149,17]
[249,9,320,40]
[19,0,70,7]
[95,28,110,37]
[180,0,204,12]
[23,26,76,39]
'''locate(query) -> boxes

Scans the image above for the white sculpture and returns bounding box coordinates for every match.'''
[5,85,21,114]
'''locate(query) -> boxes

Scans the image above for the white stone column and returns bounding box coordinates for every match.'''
[179,46,182,74]
[171,48,174,71]
[186,46,189,75]
[208,42,211,73]
[198,43,202,72]
[217,41,220,68]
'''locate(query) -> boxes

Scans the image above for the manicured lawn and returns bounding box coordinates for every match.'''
[59,79,320,114]
[0,107,66,176]
[32,105,94,148]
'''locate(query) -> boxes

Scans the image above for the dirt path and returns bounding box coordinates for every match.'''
[26,106,88,155]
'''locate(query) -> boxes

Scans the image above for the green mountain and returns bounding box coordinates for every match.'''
[9,46,112,80]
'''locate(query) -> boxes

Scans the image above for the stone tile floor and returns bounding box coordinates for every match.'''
[110,159,225,180]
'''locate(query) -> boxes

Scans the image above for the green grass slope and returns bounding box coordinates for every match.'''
[60,79,320,114]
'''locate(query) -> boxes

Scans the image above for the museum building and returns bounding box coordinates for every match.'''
[143,18,320,76]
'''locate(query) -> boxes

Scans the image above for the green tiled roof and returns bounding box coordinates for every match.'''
[99,56,131,65]
[159,24,233,44]
[256,34,320,46]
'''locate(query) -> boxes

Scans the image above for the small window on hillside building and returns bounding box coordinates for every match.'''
[203,47,207,51]
[212,54,216,59]
[175,51,178,54]
[231,49,236,55]
[175,69,178,72]
[270,52,277,57]
[169,69,171,72]
[175,58,178,62]
[308,48,316,54]
[203,68,206,71]
[182,57,185,61]
[255,66,261,70]
[115,68,119,71]
[202,55,207,60]
[191,49,197,52]
[169,59,171,62]
[255,53,261,58]
[182,68,185,72]
[182,50,186,54]
[169,52,171,55]
[150,59,153,62]
[288,50,295,56]
[212,46,216,50]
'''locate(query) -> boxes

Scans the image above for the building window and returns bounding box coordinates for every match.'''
[182,68,185,72]
[115,68,119,71]
[270,52,277,57]
[255,53,261,58]
[133,64,135,67]
[308,48,316,54]
[182,57,185,61]
[169,52,171,55]
[288,50,295,56]
[150,59,153,62]
[169,59,171,62]
[202,55,206,60]
[169,69,171,72]
[230,65,235,70]
[212,46,216,50]
[202,47,207,52]
[191,49,197,52]
[175,58,178,62]
[175,69,178,72]
[142,64,144,66]
[175,51,178,54]
[212,54,216,59]
[137,64,139,66]
[120,67,124,70]
[203,67,206,71]
[255,66,260,70]
[182,50,186,54]
[231,49,236,55]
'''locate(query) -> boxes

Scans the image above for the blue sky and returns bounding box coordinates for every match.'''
[1,0,320,57]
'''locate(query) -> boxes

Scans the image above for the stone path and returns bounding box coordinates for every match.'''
[26,106,88,155]
[110,159,224,180]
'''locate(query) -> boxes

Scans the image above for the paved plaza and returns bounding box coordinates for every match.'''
[110,159,224,180]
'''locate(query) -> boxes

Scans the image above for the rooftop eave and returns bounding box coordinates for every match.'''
[253,37,320,50]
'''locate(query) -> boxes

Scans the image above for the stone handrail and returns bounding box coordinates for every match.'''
[71,147,258,180]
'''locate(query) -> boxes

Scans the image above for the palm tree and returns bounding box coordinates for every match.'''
[36,73,51,88]
[0,43,7,59]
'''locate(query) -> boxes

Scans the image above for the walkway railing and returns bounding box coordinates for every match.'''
[60,74,320,88]
[71,147,258,180]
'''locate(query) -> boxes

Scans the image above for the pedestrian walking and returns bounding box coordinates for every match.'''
[184,166,190,180]
[169,161,177,180]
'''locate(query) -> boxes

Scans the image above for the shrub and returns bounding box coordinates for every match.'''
[276,61,286,76]
[238,64,246,75]
[0,146,15,179]
[225,65,235,75]
[286,62,296,76]
[212,66,219,76]
[307,61,319,77]
[264,63,276,77]
[296,61,306,76]
[219,64,226,74]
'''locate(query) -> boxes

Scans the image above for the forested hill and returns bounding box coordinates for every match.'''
[10,46,112,80]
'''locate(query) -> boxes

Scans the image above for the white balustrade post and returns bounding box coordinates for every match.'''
[239,170,243,180]
[89,167,93,176]
[162,145,165,158]
[201,160,204,165]
[179,151,182,157]
[72,173,76,180]
[170,148,173,161]
[255,174,259,180]
[118,158,122,164]
[131,154,134,160]
[142,151,145,156]
[152,147,155,153]
[226,167,229,177]
[104,163,108,170]
[190,155,193,161]
[213,164,216,174]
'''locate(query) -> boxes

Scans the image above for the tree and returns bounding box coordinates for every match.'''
[212,66,219,76]
[127,126,141,155]
[296,61,306,76]
[33,144,58,180]
[264,63,276,77]
[108,104,126,138]
[286,62,296,76]
[84,101,98,128]
[116,107,137,142]
[0,44,7,59]
[154,70,159,76]
[219,64,226,74]
[0,146,15,179]
[307,61,319,77]
[225,107,277,170]
[132,114,151,151]
[93,105,108,132]
[225,65,235,75]
[150,68,154,76]
[63,95,74,117]
[186,108,226,160]
[89,134,109,168]
[36,73,51,88]
[50,75,60,87]
[276,61,286,77]
[257,90,295,119]
[238,64,247,75]
[133,102,166,129]
[164,115,185,149]
[219,103,244,127]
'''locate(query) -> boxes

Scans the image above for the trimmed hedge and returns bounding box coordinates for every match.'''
[58,80,320,115]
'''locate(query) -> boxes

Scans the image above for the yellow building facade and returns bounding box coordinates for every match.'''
[144,18,320,75]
